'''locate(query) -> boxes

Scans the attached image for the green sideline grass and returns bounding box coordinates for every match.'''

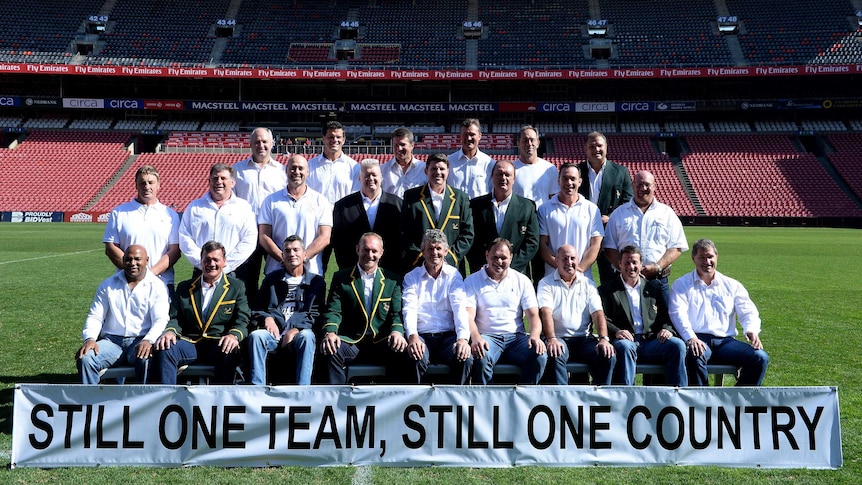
[0,224,859,483]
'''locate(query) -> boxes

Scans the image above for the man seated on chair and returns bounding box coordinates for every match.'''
[77,245,169,384]
[153,240,250,384]
[402,229,472,384]
[538,244,615,386]
[669,238,769,386]
[319,232,407,384]
[465,238,547,385]
[599,245,686,386]
[246,235,325,385]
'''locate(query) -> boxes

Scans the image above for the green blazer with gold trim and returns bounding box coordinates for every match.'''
[401,183,474,270]
[166,273,250,343]
[322,266,404,344]
[467,193,539,274]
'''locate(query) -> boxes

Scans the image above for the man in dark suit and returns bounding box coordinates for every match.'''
[468,159,539,275]
[332,158,404,274]
[598,245,686,386]
[578,132,633,285]
[153,240,250,384]
[319,232,407,384]
[401,153,474,274]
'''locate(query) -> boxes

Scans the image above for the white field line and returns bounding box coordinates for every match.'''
[0,249,100,266]
[351,465,373,485]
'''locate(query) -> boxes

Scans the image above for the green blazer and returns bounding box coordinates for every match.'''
[322,266,404,344]
[598,275,676,340]
[467,193,539,274]
[167,273,250,343]
[577,160,633,217]
[401,183,474,269]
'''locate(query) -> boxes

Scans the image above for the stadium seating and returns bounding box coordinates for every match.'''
[824,133,862,200]
[91,152,255,212]
[728,0,855,65]
[415,133,513,151]
[477,0,591,68]
[602,0,734,68]
[0,131,131,211]
[93,0,230,65]
[682,134,862,217]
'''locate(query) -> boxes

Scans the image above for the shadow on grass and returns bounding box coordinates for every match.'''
[0,373,77,436]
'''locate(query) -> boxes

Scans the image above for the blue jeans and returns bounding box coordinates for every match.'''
[409,332,472,384]
[472,333,547,385]
[613,335,687,386]
[77,334,149,384]
[687,333,769,386]
[246,328,316,385]
[153,339,239,384]
[549,336,615,385]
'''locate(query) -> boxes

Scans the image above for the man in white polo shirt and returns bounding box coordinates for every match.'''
[103,165,180,293]
[465,238,546,384]
[448,118,494,199]
[233,127,286,300]
[538,245,615,385]
[258,155,332,277]
[382,127,426,198]
[538,162,604,282]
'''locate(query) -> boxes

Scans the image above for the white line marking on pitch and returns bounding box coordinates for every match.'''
[352,465,373,485]
[0,249,101,266]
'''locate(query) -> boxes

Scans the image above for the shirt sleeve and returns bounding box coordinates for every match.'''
[448,274,471,341]
[401,270,419,337]
[142,281,170,343]
[668,275,696,342]
[178,203,202,269]
[82,282,109,341]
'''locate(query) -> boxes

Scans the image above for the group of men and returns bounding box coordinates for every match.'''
[78,122,768,387]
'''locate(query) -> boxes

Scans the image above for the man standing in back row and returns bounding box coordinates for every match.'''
[178,164,258,277]
[234,127,286,301]
[448,118,494,199]
[103,165,181,294]
[578,132,632,284]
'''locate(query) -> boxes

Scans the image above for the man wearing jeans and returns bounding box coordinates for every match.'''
[538,245,615,386]
[600,245,686,386]
[76,245,169,384]
[465,238,546,384]
[246,235,325,385]
[670,238,769,386]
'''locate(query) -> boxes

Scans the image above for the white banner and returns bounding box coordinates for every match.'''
[12,384,841,469]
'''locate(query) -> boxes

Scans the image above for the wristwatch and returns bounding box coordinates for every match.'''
[598,335,610,342]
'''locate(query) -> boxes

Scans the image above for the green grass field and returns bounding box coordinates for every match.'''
[0,224,860,483]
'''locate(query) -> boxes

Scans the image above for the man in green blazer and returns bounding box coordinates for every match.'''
[320,232,407,384]
[401,153,474,275]
[153,240,250,384]
[598,245,686,386]
[468,159,539,275]
[578,132,633,284]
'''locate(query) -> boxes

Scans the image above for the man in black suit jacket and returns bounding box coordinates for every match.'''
[577,132,633,284]
[468,159,539,275]
[598,245,686,386]
[401,153,474,274]
[332,158,404,274]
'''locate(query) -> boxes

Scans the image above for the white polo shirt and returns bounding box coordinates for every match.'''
[233,157,287,216]
[381,157,426,198]
[536,271,602,338]
[103,199,180,285]
[513,157,558,210]
[464,267,537,334]
[306,152,360,204]
[538,194,604,278]
[603,198,688,265]
[258,187,332,275]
